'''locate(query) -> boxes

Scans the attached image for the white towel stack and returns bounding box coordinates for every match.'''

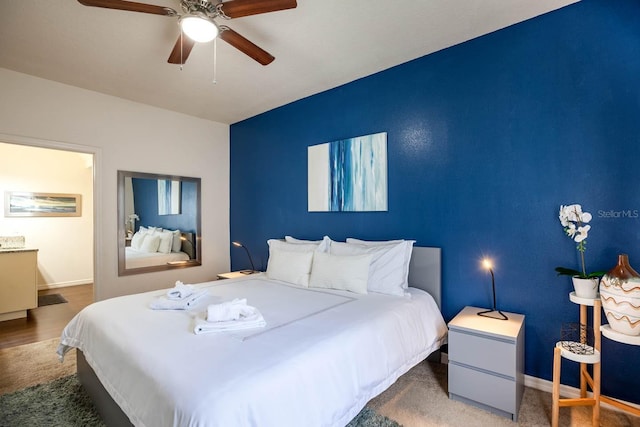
[166,281,195,300]
[150,281,207,310]
[193,298,266,335]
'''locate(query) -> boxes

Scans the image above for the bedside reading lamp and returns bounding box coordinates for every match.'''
[232,241,257,274]
[477,258,508,320]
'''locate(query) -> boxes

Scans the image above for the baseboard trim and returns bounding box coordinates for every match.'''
[524,374,640,413]
[38,280,92,290]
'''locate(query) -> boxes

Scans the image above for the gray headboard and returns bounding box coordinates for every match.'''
[408,246,442,310]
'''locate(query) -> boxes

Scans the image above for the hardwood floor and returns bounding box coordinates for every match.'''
[0,284,93,350]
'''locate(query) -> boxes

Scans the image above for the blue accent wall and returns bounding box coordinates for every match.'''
[132,178,197,233]
[230,0,640,403]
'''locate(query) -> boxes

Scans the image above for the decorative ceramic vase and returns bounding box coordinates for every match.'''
[600,254,640,336]
[572,276,599,299]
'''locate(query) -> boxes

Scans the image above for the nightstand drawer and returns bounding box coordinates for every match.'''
[449,329,516,377]
[449,362,516,414]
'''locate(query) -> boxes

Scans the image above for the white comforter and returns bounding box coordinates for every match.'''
[58,274,447,427]
[125,247,190,269]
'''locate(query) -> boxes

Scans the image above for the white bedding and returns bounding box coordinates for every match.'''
[58,274,447,427]
[125,246,190,269]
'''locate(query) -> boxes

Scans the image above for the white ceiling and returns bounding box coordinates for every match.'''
[0,0,578,124]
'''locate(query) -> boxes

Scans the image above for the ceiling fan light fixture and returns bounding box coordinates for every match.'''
[179,14,219,43]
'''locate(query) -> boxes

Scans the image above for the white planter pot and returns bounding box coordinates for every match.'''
[572,277,599,299]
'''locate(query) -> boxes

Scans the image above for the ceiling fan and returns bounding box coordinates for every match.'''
[77,0,297,65]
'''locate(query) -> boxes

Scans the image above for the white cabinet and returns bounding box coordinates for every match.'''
[0,248,38,321]
[448,306,525,421]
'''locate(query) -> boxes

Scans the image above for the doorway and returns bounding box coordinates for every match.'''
[0,140,97,348]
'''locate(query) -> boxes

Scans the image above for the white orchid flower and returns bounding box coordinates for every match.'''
[559,205,573,226]
[574,225,591,242]
[558,203,597,278]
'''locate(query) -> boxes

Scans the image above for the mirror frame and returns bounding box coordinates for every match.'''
[117,170,202,276]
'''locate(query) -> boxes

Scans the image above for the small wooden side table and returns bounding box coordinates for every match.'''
[552,292,601,427]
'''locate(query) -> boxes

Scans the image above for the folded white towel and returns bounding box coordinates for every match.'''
[166,281,195,300]
[207,298,256,322]
[150,289,207,310]
[194,311,266,335]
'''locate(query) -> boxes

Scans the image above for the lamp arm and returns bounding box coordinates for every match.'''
[490,268,496,311]
[242,245,256,271]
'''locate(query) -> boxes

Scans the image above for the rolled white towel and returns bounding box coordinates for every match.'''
[151,289,207,310]
[207,298,256,322]
[166,281,195,300]
[194,311,266,335]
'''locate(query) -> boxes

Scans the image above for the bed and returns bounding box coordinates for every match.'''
[124,247,190,269]
[59,244,446,427]
[124,231,196,269]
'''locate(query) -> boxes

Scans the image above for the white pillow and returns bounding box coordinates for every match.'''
[309,252,371,294]
[266,249,314,287]
[139,225,161,236]
[130,232,146,250]
[267,237,329,254]
[170,230,182,252]
[285,236,323,244]
[157,230,174,254]
[140,234,161,253]
[330,240,409,297]
[346,238,415,289]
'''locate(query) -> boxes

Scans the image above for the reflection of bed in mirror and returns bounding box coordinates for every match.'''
[118,170,201,276]
[125,231,196,269]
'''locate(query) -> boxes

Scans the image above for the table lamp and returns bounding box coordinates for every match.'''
[477,258,508,320]
[232,241,257,274]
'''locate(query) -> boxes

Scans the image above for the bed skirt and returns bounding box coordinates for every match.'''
[77,350,133,427]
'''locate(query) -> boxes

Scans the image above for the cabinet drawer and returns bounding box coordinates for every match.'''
[449,329,515,377]
[449,362,516,414]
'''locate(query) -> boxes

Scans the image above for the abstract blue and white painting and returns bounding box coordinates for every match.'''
[308,132,387,212]
[158,179,181,215]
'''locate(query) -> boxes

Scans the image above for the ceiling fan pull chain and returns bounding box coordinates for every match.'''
[212,38,218,84]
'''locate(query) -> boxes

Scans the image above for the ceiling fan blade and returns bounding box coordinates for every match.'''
[167,34,197,64]
[77,0,177,16]
[219,0,297,19]
[219,26,275,65]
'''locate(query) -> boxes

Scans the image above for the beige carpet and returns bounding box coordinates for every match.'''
[0,338,76,395]
[368,360,640,427]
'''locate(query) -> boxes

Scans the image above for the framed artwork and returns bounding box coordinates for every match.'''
[4,191,82,217]
[157,179,181,215]
[308,132,387,212]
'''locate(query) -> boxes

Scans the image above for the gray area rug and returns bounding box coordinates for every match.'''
[0,375,104,427]
[0,374,400,427]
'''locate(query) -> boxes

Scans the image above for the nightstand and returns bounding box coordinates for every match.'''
[217,271,257,280]
[448,306,525,421]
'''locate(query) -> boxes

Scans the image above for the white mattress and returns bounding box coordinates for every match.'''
[58,274,447,427]
[125,247,190,269]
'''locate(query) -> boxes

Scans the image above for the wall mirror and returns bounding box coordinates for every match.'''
[117,170,201,276]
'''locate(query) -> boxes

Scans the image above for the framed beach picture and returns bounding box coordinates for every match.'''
[4,191,82,217]
[308,132,388,212]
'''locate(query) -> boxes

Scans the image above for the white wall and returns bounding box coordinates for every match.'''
[0,143,93,288]
[0,68,230,301]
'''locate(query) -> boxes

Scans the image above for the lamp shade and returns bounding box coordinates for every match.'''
[180,15,219,43]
